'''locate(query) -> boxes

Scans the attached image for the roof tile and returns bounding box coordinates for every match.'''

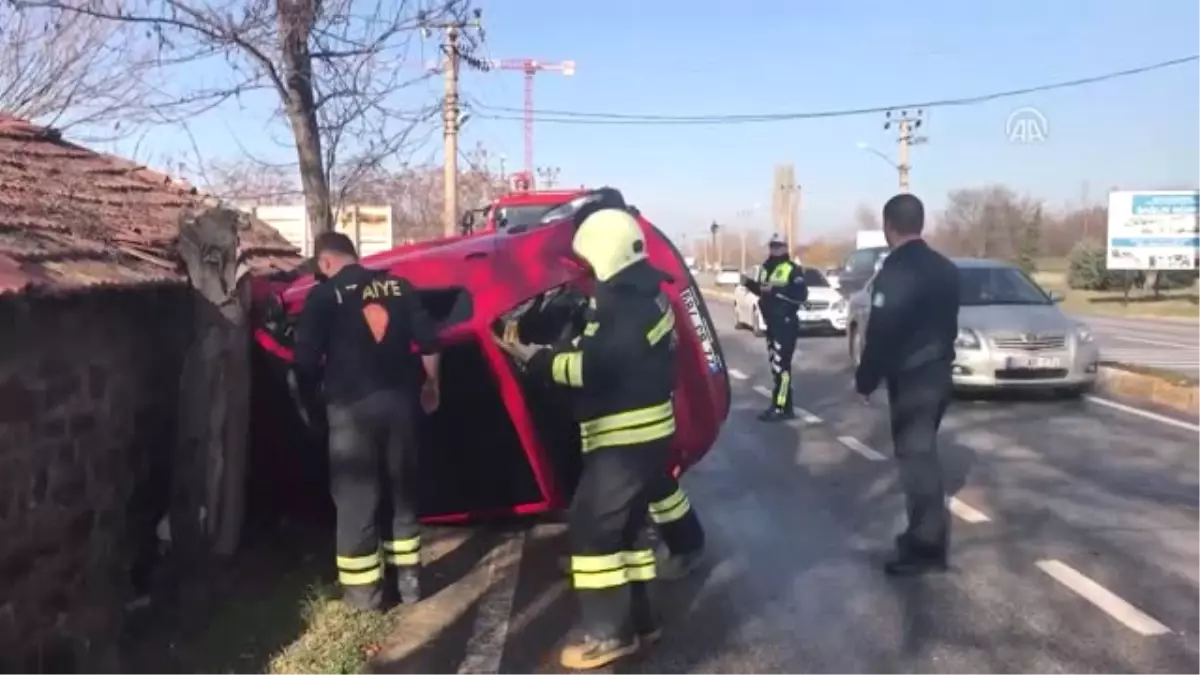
[0,115,301,296]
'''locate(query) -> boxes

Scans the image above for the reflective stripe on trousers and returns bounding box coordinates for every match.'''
[579,400,675,452]
[648,487,691,525]
[383,535,421,566]
[570,549,657,590]
[336,551,383,586]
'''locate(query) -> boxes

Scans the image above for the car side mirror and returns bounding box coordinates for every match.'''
[1048,290,1065,303]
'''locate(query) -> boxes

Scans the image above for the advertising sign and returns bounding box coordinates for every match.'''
[1107,190,1199,271]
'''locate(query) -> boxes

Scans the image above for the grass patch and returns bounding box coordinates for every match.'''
[1100,361,1200,388]
[1056,289,1198,318]
[125,521,396,675]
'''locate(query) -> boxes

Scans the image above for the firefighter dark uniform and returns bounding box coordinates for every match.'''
[516,208,677,670]
[854,237,959,576]
[294,263,439,610]
[546,291,706,581]
[645,473,705,578]
[742,235,808,421]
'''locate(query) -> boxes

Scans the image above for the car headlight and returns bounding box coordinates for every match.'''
[830,299,846,313]
[1075,324,1094,343]
[955,328,981,349]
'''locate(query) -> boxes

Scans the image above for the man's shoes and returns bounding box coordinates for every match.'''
[342,583,385,612]
[884,534,948,576]
[657,550,704,581]
[394,567,422,605]
[559,632,641,670]
[757,408,796,423]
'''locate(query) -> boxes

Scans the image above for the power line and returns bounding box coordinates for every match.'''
[471,54,1198,125]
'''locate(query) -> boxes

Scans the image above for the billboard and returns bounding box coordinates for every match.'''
[1106,190,1200,271]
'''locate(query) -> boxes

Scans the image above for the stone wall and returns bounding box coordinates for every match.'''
[0,286,191,672]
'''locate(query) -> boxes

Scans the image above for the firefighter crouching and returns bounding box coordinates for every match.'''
[497,208,677,670]
[294,232,442,612]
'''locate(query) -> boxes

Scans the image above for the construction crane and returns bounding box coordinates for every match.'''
[486,59,575,180]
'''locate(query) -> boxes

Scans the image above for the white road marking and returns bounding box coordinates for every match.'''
[837,436,887,461]
[728,368,750,380]
[1084,395,1200,433]
[1108,335,1195,349]
[797,408,823,424]
[1035,559,1171,636]
[749,385,822,423]
[947,496,991,523]
[457,532,526,674]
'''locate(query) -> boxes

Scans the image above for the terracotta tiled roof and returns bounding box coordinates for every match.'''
[0,114,301,296]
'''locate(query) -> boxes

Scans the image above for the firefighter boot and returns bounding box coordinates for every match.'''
[342,583,385,613]
[560,591,640,670]
[394,566,422,605]
[657,549,704,581]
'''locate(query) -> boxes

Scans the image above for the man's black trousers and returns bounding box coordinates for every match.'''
[764,318,798,412]
[326,389,421,600]
[567,439,670,637]
[645,473,704,556]
[886,362,952,549]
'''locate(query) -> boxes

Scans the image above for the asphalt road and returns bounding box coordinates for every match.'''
[370,299,1199,674]
[1076,314,1199,377]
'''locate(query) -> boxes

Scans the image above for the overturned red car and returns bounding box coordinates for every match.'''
[250,188,730,524]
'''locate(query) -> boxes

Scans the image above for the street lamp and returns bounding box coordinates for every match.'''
[856,141,899,169]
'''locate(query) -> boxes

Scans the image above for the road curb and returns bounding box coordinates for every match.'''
[1095,366,1199,417]
[700,287,1199,417]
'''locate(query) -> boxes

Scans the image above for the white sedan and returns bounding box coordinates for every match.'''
[732,266,849,336]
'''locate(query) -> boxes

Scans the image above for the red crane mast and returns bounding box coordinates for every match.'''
[488,59,575,180]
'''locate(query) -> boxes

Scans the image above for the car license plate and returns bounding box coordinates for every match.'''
[798,310,819,321]
[1006,356,1061,369]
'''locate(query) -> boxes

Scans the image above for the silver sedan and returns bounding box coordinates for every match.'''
[846,257,1100,395]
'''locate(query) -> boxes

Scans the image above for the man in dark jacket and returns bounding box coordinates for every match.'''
[854,194,960,576]
[294,232,441,610]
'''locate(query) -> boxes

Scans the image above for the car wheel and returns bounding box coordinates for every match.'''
[1054,384,1091,400]
[752,308,764,338]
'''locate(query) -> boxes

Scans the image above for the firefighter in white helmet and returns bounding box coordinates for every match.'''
[498,207,678,669]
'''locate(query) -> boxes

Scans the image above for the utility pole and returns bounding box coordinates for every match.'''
[422,8,484,237]
[739,228,747,271]
[536,166,561,189]
[883,109,927,193]
[710,220,721,270]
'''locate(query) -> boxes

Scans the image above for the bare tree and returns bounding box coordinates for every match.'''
[0,2,151,136]
[932,185,1045,264]
[201,156,301,206]
[14,0,465,238]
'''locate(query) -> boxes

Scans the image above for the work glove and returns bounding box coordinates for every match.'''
[492,326,542,367]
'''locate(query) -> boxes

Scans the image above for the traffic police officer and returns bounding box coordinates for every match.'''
[294,232,442,610]
[500,207,677,670]
[742,233,808,421]
[854,193,960,576]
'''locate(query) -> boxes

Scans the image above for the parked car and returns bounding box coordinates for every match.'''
[715,267,742,286]
[835,246,889,298]
[732,265,848,336]
[845,258,1099,395]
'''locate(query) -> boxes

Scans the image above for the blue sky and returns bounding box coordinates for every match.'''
[114,0,1199,242]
